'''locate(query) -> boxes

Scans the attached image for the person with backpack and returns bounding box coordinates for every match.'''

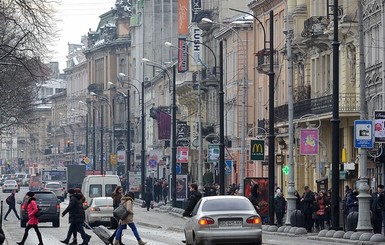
[4,190,20,221]
[16,192,43,245]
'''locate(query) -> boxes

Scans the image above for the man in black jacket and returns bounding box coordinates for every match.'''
[370,184,384,234]
[4,190,20,221]
[60,189,91,245]
[300,186,315,232]
[183,183,202,217]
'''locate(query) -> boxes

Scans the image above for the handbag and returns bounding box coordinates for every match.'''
[113,203,130,220]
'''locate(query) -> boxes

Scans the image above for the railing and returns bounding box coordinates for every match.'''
[274,93,360,123]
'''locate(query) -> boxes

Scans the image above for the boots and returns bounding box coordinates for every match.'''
[138,240,147,245]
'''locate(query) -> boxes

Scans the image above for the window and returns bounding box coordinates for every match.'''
[94,198,113,207]
[105,184,117,197]
[202,198,254,212]
[89,184,102,198]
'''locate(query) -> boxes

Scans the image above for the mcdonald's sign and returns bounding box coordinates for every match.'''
[250,140,265,161]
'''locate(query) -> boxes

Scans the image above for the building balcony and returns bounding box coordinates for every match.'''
[255,49,280,74]
[274,93,359,123]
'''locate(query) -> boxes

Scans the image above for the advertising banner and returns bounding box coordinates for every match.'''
[176,174,188,201]
[117,150,126,163]
[250,140,265,161]
[191,0,202,22]
[244,177,269,221]
[207,144,219,163]
[374,111,385,143]
[300,129,319,155]
[177,146,189,163]
[178,0,189,35]
[178,37,188,72]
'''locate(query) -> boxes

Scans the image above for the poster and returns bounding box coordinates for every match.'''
[177,147,189,163]
[375,111,385,142]
[244,177,269,220]
[300,129,319,155]
[176,175,188,201]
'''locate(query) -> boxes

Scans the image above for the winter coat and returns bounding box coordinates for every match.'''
[301,191,315,214]
[62,193,85,223]
[274,195,286,214]
[183,190,202,217]
[316,198,326,216]
[119,196,134,224]
[6,193,16,207]
[346,192,358,213]
[144,191,153,203]
[112,192,122,209]
[26,197,39,225]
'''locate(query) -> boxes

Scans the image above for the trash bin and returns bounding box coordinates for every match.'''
[290,209,305,227]
[346,211,358,231]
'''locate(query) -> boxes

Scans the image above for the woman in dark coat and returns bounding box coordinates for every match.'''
[143,188,153,211]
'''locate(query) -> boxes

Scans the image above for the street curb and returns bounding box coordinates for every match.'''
[308,235,379,245]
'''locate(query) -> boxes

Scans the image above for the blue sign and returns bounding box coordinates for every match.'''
[225,160,232,174]
[148,159,157,168]
[354,120,374,148]
[176,163,181,174]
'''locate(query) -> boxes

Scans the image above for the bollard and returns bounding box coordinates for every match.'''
[290,209,305,228]
[346,211,358,231]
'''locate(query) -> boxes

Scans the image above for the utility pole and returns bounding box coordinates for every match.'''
[356,0,372,232]
[284,6,296,225]
[219,40,225,195]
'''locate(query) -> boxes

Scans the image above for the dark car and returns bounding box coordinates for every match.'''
[17,191,60,228]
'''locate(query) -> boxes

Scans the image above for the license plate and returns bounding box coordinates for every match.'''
[219,220,242,226]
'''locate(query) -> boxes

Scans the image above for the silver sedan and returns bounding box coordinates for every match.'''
[184,195,262,245]
[85,196,114,227]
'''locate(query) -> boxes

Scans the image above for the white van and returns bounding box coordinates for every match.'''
[81,175,121,205]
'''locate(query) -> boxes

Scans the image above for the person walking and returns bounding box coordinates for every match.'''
[109,186,124,245]
[182,183,202,217]
[113,191,146,245]
[300,186,315,233]
[371,185,384,234]
[16,192,43,245]
[4,190,20,221]
[274,190,286,226]
[60,189,91,245]
[143,188,153,211]
[69,188,87,245]
[162,182,168,205]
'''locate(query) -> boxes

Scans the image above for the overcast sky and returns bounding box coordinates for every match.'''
[52,0,116,71]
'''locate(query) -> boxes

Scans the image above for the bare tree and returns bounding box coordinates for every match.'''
[0,0,57,134]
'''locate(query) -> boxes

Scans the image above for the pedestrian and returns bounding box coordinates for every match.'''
[274,190,286,226]
[314,192,327,231]
[109,186,124,244]
[325,191,332,229]
[162,182,168,205]
[60,189,91,245]
[300,186,315,232]
[154,181,161,203]
[182,183,202,217]
[378,186,385,235]
[69,188,86,245]
[113,191,146,245]
[16,191,43,245]
[370,184,384,234]
[4,190,20,221]
[346,189,359,214]
[294,190,301,210]
[143,188,153,211]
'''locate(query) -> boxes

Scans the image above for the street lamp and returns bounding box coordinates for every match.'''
[201,18,248,197]
[142,57,176,205]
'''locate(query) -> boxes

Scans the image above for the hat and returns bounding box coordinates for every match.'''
[67,188,75,194]
[26,192,35,197]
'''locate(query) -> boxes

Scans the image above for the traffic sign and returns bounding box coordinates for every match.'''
[354,120,373,148]
[148,159,157,168]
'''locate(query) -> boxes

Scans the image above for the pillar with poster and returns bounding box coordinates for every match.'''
[244,177,269,224]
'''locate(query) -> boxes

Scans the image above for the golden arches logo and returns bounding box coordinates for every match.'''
[252,143,263,153]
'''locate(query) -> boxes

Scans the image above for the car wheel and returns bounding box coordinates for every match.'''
[53,219,60,227]
[255,238,262,245]
[20,219,27,228]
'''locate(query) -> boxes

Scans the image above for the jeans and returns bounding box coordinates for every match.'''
[115,223,141,241]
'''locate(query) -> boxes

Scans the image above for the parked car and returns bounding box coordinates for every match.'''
[22,174,31,186]
[44,181,65,201]
[17,191,60,227]
[184,196,262,245]
[2,179,19,193]
[85,197,114,227]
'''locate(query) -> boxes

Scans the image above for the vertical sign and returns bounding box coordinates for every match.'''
[250,140,265,161]
[374,111,385,143]
[300,129,319,155]
[191,0,202,22]
[190,26,202,65]
[207,144,219,163]
[354,120,373,148]
[178,0,189,35]
[177,146,189,163]
[225,160,232,174]
[178,37,188,72]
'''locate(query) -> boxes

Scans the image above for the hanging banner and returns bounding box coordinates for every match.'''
[178,0,189,35]
[178,37,188,73]
[191,0,202,22]
[250,140,265,161]
[207,144,219,163]
[300,129,319,155]
[374,111,385,143]
[177,146,189,163]
[117,150,126,163]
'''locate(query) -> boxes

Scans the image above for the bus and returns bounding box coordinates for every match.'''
[40,167,68,194]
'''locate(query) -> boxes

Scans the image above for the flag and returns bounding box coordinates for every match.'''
[157,110,171,140]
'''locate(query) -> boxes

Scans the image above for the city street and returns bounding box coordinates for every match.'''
[2,187,380,245]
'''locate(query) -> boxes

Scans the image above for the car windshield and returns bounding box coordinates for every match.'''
[4,180,16,184]
[201,198,254,212]
[46,183,61,188]
[34,193,57,201]
[93,198,112,207]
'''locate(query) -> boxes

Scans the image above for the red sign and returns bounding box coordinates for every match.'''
[178,37,188,73]
[177,147,189,163]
